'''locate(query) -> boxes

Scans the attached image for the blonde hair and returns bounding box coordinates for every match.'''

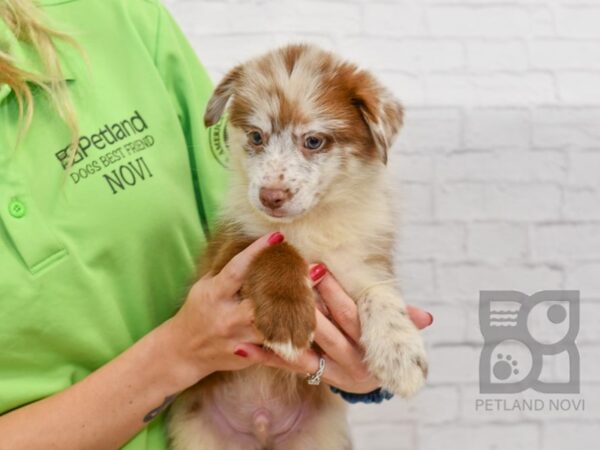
[0,0,79,161]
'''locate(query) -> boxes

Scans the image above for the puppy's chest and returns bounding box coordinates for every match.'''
[284,233,376,296]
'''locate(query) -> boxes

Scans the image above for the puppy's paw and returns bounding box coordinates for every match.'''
[242,242,317,362]
[363,315,428,398]
[255,284,316,362]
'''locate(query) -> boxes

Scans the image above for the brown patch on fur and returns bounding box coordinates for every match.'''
[195,222,254,277]
[273,85,310,131]
[205,65,243,127]
[315,62,404,165]
[228,94,256,130]
[282,44,308,75]
[242,242,316,351]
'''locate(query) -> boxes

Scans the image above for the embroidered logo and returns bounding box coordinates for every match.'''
[207,114,229,168]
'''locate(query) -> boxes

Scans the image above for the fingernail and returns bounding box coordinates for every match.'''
[310,263,328,282]
[427,312,434,325]
[267,232,284,245]
[234,348,248,358]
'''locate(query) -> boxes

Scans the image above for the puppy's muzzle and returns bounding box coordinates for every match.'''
[259,187,292,210]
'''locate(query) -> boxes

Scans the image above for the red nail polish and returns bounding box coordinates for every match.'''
[234,349,248,358]
[267,232,284,245]
[427,312,434,325]
[310,263,328,282]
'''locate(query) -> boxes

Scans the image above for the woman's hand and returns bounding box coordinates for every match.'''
[165,232,284,384]
[234,267,433,394]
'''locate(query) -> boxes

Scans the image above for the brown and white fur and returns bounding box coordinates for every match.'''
[168,44,428,450]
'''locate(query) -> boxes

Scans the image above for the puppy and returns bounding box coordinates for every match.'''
[168,43,427,450]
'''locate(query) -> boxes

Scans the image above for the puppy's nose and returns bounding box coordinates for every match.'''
[259,187,290,210]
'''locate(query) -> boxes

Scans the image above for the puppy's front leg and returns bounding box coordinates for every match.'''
[243,242,316,361]
[358,284,427,398]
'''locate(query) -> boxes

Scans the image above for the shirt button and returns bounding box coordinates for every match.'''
[8,198,26,218]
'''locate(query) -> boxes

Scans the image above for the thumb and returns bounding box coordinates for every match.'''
[215,232,285,297]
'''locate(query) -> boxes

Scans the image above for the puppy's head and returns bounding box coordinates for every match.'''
[205,44,404,222]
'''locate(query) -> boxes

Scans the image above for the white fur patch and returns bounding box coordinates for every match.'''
[264,340,302,362]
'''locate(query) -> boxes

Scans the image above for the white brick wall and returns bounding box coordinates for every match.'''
[165,1,600,448]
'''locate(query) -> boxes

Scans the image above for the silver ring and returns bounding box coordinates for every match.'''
[306,357,326,386]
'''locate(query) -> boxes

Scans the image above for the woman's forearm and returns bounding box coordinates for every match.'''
[0,234,279,449]
[0,319,204,450]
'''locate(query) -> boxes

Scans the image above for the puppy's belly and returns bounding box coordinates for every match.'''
[205,387,309,447]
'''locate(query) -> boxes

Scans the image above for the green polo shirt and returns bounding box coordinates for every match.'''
[0,0,228,448]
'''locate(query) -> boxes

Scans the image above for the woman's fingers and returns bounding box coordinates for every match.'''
[313,309,358,362]
[407,305,434,330]
[214,232,284,297]
[237,344,379,394]
[236,344,331,380]
[315,273,362,342]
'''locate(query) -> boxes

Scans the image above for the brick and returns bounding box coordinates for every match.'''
[425,73,556,106]
[397,224,466,261]
[388,154,433,183]
[339,38,465,72]
[399,108,462,152]
[530,40,600,69]
[168,1,360,35]
[348,386,460,425]
[543,423,600,450]
[436,183,562,221]
[568,152,600,187]
[465,108,531,148]
[428,6,531,37]
[558,6,600,37]
[397,183,434,222]
[533,108,600,148]
[363,3,426,37]
[427,345,480,383]
[423,304,469,344]
[186,35,335,70]
[467,41,528,71]
[396,261,437,301]
[558,72,600,103]
[566,265,600,300]
[350,423,414,450]
[465,307,485,343]
[437,263,562,301]
[437,152,566,183]
[377,72,425,106]
[580,345,600,382]
[533,224,600,261]
[563,188,600,220]
[466,223,529,261]
[419,424,539,450]
[578,301,600,342]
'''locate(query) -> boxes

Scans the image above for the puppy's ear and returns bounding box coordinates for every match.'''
[204,65,243,127]
[351,74,404,165]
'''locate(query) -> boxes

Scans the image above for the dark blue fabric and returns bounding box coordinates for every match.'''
[330,386,394,404]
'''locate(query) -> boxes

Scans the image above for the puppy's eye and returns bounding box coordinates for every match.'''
[248,131,264,146]
[304,135,323,150]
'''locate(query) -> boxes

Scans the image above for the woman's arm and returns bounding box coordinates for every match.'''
[0,233,281,450]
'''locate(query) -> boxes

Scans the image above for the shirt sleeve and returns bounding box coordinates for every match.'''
[153,4,229,236]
